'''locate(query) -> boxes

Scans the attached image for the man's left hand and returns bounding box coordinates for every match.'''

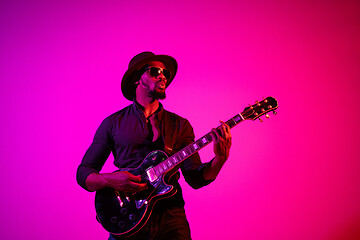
[211,120,232,162]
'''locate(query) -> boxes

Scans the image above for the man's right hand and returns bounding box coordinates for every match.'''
[85,171,148,192]
[103,171,148,192]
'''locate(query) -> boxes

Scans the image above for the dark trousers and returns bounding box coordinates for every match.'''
[108,207,192,240]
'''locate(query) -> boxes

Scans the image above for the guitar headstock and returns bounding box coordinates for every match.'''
[242,97,278,121]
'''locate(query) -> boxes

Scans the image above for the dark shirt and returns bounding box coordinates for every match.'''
[77,101,213,208]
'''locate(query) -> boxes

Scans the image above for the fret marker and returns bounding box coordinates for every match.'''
[193,143,199,150]
[202,138,208,144]
[182,151,187,157]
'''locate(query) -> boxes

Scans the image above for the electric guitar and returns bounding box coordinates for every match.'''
[95,96,279,236]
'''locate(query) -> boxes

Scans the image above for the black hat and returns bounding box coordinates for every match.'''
[121,51,178,101]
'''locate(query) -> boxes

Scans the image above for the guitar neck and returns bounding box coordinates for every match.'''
[149,113,245,179]
[147,96,278,181]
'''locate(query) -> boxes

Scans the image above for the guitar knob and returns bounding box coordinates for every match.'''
[129,214,135,221]
[273,110,277,115]
[111,216,117,223]
[120,208,127,215]
[259,118,263,122]
[266,114,270,118]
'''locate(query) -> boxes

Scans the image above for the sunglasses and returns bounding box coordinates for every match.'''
[145,66,171,80]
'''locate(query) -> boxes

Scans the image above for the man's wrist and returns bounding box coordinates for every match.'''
[86,173,108,191]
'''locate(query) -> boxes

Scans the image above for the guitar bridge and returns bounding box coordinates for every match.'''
[146,168,158,183]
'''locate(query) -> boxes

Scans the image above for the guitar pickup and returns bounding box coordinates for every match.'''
[146,168,158,183]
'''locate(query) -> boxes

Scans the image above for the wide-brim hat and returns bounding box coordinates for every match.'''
[121,51,178,101]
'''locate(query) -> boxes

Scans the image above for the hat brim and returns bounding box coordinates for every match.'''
[121,55,178,101]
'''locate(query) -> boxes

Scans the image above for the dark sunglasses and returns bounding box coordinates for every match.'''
[145,66,171,80]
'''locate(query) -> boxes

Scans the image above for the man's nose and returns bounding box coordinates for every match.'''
[157,73,167,82]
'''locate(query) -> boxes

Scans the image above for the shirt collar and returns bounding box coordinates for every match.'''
[132,100,164,121]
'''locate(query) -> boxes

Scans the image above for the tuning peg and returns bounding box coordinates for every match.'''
[266,114,270,118]
[259,118,263,122]
[273,110,277,115]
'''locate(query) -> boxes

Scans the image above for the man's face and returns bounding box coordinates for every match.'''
[138,61,168,100]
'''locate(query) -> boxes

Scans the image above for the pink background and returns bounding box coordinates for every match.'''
[1,0,360,239]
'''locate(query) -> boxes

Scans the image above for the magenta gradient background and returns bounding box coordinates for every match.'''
[1,1,360,239]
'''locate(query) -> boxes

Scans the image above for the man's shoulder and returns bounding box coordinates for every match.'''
[109,104,132,117]
[163,109,188,121]
[101,104,133,124]
[163,109,192,129]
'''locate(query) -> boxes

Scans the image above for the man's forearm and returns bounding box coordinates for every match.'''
[203,156,227,181]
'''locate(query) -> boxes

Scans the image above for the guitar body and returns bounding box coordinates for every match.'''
[95,150,177,236]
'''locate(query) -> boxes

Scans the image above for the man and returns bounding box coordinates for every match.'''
[77,52,232,240]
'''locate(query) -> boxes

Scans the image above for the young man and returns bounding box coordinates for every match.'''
[77,52,232,240]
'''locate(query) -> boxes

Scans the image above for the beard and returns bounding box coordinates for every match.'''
[139,77,167,100]
[149,88,166,100]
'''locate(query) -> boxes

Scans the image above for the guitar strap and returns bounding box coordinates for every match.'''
[160,110,183,183]
[161,110,180,157]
